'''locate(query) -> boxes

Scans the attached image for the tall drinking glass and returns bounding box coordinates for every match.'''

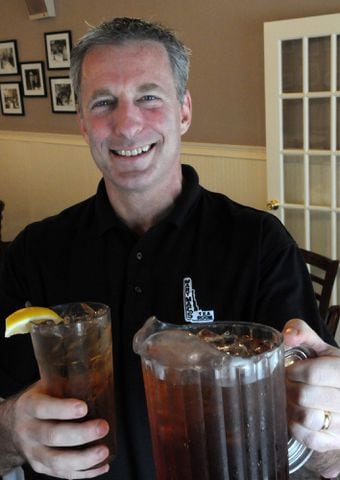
[134,317,312,480]
[30,302,116,466]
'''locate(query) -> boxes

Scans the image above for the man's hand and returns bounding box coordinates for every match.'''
[284,318,340,477]
[0,381,111,478]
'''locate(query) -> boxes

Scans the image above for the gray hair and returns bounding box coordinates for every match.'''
[70,17,190,105]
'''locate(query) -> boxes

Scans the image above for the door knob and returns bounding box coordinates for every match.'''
[267,199,280,210]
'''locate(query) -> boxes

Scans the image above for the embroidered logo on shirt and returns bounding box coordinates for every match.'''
[183,277,214,323]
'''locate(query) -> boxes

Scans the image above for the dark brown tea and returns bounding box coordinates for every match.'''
[136,321,289,480]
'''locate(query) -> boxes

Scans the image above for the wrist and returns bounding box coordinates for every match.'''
[0,395,26,475]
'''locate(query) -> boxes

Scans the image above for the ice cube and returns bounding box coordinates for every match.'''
[142,329,222,368]
[80,303,96,316]
[198,329,274,357]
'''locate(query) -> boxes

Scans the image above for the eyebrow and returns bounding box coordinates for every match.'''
[88,88,113,104]
[138,82,164,93]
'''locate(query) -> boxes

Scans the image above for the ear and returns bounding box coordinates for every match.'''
[179,90,192,136]
[77,112,90,145]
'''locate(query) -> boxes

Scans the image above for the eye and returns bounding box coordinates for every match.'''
[91,98,116,110]
[137,95,162,107]
[140,95,157,101]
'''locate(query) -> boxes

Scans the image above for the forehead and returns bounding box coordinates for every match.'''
[81,40,174,86]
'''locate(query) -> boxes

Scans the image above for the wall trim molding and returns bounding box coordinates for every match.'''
[0,130,266,161]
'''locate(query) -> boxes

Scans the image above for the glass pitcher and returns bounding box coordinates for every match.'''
[133,317,313,480]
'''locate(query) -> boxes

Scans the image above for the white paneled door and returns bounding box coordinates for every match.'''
[264,13,340,305]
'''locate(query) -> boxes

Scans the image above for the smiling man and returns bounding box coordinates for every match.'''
[78,39,191,233]
[1,17,340,480]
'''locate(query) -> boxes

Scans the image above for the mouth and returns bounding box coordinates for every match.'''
[111,143,154,157]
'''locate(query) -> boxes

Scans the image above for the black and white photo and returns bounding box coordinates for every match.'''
[0,40,19,75]
[49,77,76,113]
[21,62,47,97]
[44,31,72,70]
[0,82,24,115]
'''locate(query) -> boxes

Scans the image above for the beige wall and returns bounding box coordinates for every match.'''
[1,0,340,145]
[0,132,266,241]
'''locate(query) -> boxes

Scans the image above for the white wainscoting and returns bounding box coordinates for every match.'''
[0,131,266,241]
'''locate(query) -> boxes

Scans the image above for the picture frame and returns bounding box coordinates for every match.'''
[20,61,47,97]
[44,30,72,70]
[49,77,76,113]
[0,40,19,75]
[0,82,24,115]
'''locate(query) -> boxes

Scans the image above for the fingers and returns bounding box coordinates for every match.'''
[288,418,340,452]
[288,400,340,433]
[282,320,340,454]
[30,444,110,479]
[12,384,112,478]
[287,377,340,451]
[287,380,340,412]
[283,319,335,355]
[23,389,88,420]
[31,418,110,447]
[286,356,340,388]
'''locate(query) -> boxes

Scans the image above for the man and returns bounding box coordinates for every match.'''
[0,17,339,479]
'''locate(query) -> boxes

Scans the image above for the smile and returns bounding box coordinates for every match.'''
[112,144,153,157]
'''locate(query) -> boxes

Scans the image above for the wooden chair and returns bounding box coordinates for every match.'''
[324,305,340,338]
[300,248,339,321]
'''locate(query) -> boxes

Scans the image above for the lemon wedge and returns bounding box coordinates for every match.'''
[5,306,62,337]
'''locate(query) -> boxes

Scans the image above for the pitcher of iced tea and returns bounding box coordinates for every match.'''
[133,317,312,480]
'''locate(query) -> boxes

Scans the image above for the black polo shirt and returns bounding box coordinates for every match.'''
[0,165,332,480]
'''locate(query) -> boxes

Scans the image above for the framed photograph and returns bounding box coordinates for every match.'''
[49,77,76,113]
[20,61,47,97]
[0,40,19,75]
[0,82,24,115]
[44,31,72,70]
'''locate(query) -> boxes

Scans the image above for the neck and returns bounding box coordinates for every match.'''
[104,174,182,235]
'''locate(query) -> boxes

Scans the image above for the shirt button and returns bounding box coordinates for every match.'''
[136,251,143,260]
[134,286,142,294]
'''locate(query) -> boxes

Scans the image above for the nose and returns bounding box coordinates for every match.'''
[112,101,143,139]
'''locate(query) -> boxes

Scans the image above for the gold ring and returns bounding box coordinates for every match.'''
[321,410,332,431]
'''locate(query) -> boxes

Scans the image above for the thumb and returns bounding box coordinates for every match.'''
[283,318,331,355]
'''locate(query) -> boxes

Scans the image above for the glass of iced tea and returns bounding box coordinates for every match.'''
[30,302,116,466]
[133,317,311,480]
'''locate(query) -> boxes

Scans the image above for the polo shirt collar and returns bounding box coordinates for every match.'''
[95,180,123,236]
[164,164,201,228]
[95,164,202,235]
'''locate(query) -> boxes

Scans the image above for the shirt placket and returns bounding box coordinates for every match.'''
[124,236,153,332]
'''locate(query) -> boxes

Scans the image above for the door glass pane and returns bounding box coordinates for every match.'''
[337,156,340,208]
[337,35,340,90]
[309,155,331,206]
[282,39,302,93]
[285,209,305,247]
[310,210,332,256]
[309,98,330,150]
[283,99,303,149]
[283,155,304,204]
[309,36,330,92]
[336,98,340,150]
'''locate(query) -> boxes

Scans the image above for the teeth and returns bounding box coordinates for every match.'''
[115,144,152,157]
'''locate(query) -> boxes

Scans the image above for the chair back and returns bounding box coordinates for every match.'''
[300,248,339,321]
[325,305,340,338]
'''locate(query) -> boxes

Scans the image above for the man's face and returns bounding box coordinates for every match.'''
[78,40,192,194]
